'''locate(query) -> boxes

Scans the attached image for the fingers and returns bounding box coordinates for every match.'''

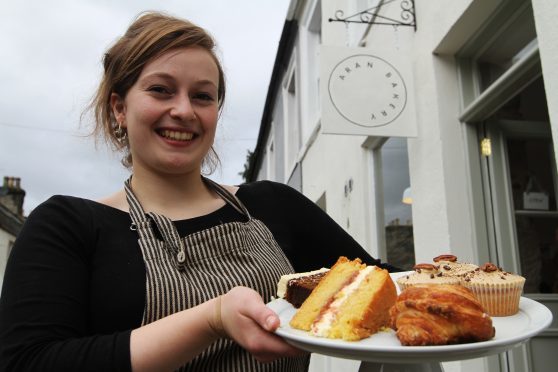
[263,313,280,332]
[239,315,306,362]
[222,287,276,331]
[219,287,307,362]
[248,302,280,332]
[245,332,306,362]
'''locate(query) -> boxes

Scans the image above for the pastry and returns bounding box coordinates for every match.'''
[390,284,495,345]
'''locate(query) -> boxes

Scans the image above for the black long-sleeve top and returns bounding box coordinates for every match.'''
[0,180,399,371]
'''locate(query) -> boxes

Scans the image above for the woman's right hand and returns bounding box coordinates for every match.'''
[215,287,306,362]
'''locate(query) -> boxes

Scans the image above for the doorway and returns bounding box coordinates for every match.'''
[478,76,558,372]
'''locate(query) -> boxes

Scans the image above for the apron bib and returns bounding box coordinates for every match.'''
[124,177,309,372]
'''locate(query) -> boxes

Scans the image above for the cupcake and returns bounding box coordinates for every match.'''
[396,263,460,291]
[433,254,478,277]
[461,262,525,316]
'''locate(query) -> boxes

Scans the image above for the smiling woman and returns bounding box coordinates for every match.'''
[90,12,226,174]
[110,47,220,177]
[0,11,400,372]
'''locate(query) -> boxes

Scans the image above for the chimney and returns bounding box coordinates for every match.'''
[0,176,26,217]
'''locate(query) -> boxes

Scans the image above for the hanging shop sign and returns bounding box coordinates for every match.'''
[320,45,417,137]
[328,0,416,29]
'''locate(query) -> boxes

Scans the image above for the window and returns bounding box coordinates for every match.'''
[458,1,537,106]
[507,129,557,293]
[475,10,536,92]
[380,138,415,270]
[284,66,300,177]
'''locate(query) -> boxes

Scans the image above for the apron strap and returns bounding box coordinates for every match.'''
[124,177,157,241]
[146,211,188,266]
[202,177,251,220]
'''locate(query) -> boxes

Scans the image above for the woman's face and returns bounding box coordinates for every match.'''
[111,47,220,176]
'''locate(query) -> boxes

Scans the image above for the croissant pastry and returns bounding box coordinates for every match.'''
[390,284,495,346]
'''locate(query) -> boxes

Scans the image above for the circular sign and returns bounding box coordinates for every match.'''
[328,54,407,128]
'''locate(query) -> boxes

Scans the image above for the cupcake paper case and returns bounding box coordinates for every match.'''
[462,262,526,316]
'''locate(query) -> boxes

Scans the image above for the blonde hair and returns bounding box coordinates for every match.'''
[87,11,225,171]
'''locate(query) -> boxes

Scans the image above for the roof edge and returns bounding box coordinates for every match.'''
[246,19,298,181]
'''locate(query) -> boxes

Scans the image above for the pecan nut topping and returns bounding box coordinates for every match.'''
[480,262,498,272]
[433,254,457,262]
[413,263,438,271]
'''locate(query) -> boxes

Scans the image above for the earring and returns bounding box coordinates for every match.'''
[115,121,127,144]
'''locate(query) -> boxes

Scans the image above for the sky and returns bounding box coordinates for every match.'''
[0,0,290,215]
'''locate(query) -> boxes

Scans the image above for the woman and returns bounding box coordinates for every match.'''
[0,12,399,372]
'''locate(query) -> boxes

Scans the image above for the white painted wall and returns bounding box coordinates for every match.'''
[302,132,370,246]
[405,0,478,264]
[532,0,558,168]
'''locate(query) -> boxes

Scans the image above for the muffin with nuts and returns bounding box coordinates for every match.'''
[433,254,478,278]
[396,263,461,291]
[461,263,526,316]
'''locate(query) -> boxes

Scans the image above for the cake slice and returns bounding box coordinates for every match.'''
[289,257,397,341]
[277,269,329,308]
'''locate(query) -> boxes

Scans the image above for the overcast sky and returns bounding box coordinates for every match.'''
[0,0,290,215]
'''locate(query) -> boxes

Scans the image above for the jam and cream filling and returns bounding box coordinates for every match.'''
[311,266,375,337]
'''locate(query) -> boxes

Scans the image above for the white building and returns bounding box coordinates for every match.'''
[247,0,558,371]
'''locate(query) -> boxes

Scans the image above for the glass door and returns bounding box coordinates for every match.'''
[482,119,557,284]
[507,132,558,294]
[479,105,558,371]
[456,3,557,370]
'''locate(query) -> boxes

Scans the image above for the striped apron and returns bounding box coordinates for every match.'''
[124,177,309,372]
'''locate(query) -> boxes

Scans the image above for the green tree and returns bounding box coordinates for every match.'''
[238,149,255,183]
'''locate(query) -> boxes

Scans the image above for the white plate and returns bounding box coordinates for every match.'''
[267,272,553,363]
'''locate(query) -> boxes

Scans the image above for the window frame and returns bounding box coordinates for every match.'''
[282,53,301,181]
